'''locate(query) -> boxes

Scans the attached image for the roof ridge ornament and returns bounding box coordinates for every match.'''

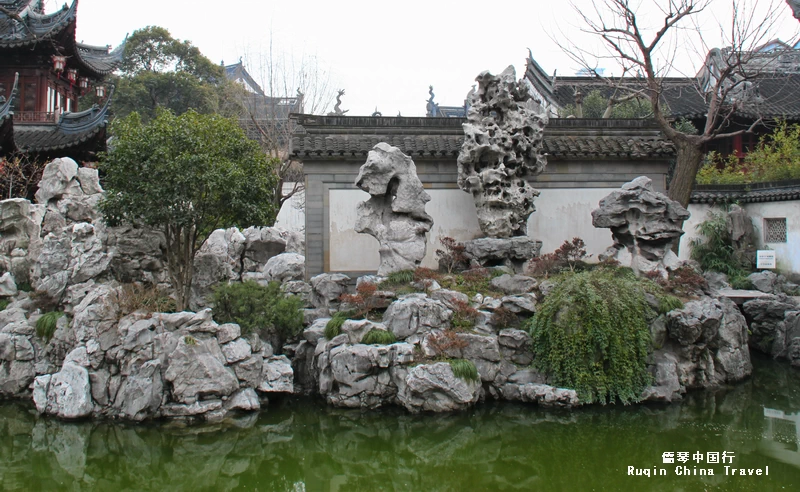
[327,89,348,116]
[426,85,439,116]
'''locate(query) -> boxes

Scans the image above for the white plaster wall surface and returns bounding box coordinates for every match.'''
[329,189,380,271]
[274,182,305,233]
[682,202,800,274]
[679,204,713,262]
[526,188,616,257]
[329,188,621,272]
[329,189,481,272]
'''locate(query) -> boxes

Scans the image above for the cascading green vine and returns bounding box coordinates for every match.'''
[527,267,653,405]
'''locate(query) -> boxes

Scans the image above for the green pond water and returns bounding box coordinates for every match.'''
[1,355,799,492]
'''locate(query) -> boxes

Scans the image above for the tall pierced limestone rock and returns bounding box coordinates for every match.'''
[457,65,548,238]
[592,177,690,276]
[354,143,433,275]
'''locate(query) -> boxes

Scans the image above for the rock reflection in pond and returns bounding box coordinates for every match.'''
[1,357,800,490]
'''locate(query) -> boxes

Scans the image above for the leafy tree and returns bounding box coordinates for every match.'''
[697,121,800,185]
[109,26,243,122]
[99,109,278,310]
[120,26,221,79]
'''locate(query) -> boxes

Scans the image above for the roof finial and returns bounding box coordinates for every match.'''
[372,107,382,117]
[327,89,348,116]
[426,85,439,117]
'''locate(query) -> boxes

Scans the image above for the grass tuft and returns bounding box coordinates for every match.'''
[361,329,397,345]
[36,311,64,342]
[324,311,349,339]
[448,358,480,382]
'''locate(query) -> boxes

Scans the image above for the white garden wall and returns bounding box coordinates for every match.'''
[682,201,800,274]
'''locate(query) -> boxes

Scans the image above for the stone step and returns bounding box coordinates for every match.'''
[718,288,797,305]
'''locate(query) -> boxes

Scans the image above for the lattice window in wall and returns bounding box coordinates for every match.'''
[764,218,787,243]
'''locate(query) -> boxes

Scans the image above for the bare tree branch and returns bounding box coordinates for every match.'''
[0,7,23,22]
[558,0,796,207]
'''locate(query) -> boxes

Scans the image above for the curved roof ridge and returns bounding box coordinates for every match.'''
[75,34,126,75]
[57,85,112,134]
[0,0,76,47]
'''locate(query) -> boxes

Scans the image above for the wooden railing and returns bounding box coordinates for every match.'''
[13,112,57,124]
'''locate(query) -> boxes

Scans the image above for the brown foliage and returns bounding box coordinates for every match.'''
[0,154,47,200]
[451,299,479,330]
[436,236,469,274]
[118,283,177,317]
[339,282,378,319]
[526,237,591,278]
[427,329,468,357]
[491,306,519,329]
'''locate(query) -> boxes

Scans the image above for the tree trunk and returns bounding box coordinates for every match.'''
[667,139,704,209]
[164,224,196,312]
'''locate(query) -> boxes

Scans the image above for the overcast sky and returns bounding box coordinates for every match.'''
[48,0,800,116]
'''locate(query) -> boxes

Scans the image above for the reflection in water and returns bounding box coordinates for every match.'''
[762,408,800,468]
[1,355,799,491]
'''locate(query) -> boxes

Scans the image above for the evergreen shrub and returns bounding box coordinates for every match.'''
[527,267,653,404]
[212,280,303,345]
[690,210,753,286]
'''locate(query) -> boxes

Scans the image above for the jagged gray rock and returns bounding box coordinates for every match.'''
[659,296,751,390]
[165,337,240,403]
[463,237,542,272]
[727,204,757,269]
[258,355,294,393]
[263,252,305,283]
[457,65,548,238]
[309,273,351,310]
[354,143,433,275]
[34,157,81,205]
[0,272,17,297]
[592,176,690,276]
[397,362,480,413]
[748,271,794,295]
[490,274,537,295]
[743,295,800,362]
[316,342,414,408]
[382,294,452,344]
[38,363,94,419]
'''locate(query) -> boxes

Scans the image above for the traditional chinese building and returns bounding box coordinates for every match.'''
[0,0,124,161]
[224,60,303,146]
[525,41,800,159]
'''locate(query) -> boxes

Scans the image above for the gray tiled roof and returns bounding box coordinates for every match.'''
[0,1,124,77]
[0,0,75,48]
[525,54,800,121]
[13,122,105,152]
[0,83,111,155]
[691,180,800,203]
[75,40,125,77]
[291,116,674,159]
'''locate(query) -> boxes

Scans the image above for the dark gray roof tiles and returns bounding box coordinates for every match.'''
[10,89,111,152]
[75,40,125,76]
[13,121,105,152]
[291,116,674,159]
[0,0,75,48]
[524,54,800,121]
[691,180,800,203]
